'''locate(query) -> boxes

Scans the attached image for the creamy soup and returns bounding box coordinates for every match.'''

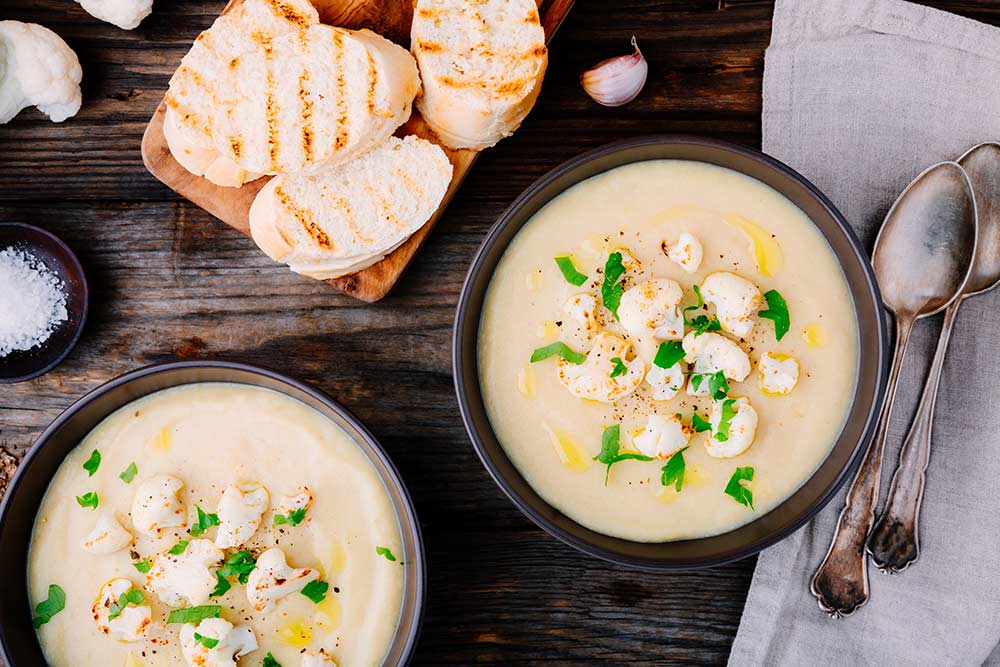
[479,160,860,542]
[29,383,404,667]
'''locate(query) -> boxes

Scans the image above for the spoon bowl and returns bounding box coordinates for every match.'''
[957,142,1000,296]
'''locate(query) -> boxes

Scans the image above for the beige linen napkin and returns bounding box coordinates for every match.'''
[729,0,1000,664]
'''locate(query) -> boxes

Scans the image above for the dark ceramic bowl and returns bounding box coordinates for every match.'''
[454,135,889,570]
[0,223,88,383]
[0,361,425,666]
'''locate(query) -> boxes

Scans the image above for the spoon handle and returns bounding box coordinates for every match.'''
[810,315,913,616]
[867,301,959,572]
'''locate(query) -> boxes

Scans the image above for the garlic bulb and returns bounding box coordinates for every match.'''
[580,36,648,107]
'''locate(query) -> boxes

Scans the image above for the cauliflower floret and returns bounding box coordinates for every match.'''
[92,578,152,642]
[131,474,186,538]
[699,272,763,338]
[663,232,703,273]
[81,510,133,555]
[246,547,320,612]
[0,21,82,124]
[758,352,800,396]
[275,486,313,517]
[76,0,153,30]
[705,397,758,458]
[633,415,692,459]
[179,618,257,667]
[147,538,222,607]
[645,361,685,401]
[682,331,751,396]
[618,279,685,343]
[556,332,645,403]
[214,483,269,549]
[303,649,338,666]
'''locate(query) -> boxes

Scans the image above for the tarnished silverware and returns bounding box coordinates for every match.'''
[811,162,977,616]
[868,143,1000,573]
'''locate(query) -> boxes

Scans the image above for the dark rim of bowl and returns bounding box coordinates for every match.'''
[0,222,89,384]
[453,134,889,570]
[0,359,425,666]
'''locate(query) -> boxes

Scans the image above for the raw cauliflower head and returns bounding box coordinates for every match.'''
[146,538,223,607]
[663,232,703,273]
[633,414,692,459]
[758,352,800,396]
[81,510,134,555]
[705,396,758,458]
[682,331,751,396]
[245,547,320,612]
[699,272,762,338]
[179,618,257,667]
[557,332,645,402]
[214,482,269,549]
[131,474,186,538]
[76,0,153,30]
[92,578,152,642]
[0,21,82,124]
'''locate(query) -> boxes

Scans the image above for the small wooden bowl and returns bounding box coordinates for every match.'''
[0,223,88,383]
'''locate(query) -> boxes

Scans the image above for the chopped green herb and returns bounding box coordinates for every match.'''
[108,589,144,621]
[691,413,712,433]
[218,550,256,584]
[209,570,231,598]
[376,546,397,562]
[691,370,729,401]
[167,540,189,555]
[554,256,588,286]
[529,342,586,365]
[263,653,283,667]
[76,492,98,510]
[273,507,307,527]
[714,399,738,442]
[609,357,628,378]
[660,447,689,492]
[725,466,755,509]
[32,584,66,628]
[193,632,220,649]
[683,285,722,336]
[119,462,138,483]
[601,252,627,318]
[653,341,685,369]
[133,558,152,574]
[300,580,329,604]
[166,605,222,624]
[759,289,790,340]
[82,449,101,477]
[593,424,653,485]
[188,506,220,537]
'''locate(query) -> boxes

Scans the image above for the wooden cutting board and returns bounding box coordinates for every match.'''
[141,0,574,302]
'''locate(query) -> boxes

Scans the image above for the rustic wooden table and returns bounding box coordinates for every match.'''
[1,0,995,664]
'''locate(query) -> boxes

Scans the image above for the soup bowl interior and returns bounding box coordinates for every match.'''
[0,360,425,666]
[454,135,888,569]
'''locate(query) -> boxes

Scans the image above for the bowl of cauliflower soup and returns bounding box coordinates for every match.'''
[454,136,888,568]
[0,361,424,667]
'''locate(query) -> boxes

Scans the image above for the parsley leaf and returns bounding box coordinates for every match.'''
[32,584,66,628]
[376,546,397,562]
[554,256,588,286]
[188,506,220,537]
[691,371,730,401]
[82,449,101,477]
[76,492,98,510]
[725,466,755,509]
[714,399,738,442]
[263,653,283,667]
[133,558,152,574]
[601,252,627,318]
[593,424,653,485]
[683,285,722,336]
[609,357,627,378]
[300,580,329,604]
[218,550,257,585]
[273,507,307,526]
[653,341,685,369]
[167,606,222,624]
[167,540,189,555]
[691,413,712,432]
[759,289,790,340]
[193,632,219,649]
[108,589,144,621]
[119,462,137,483]
[660,447,689,492]
[210,570,231,598]
[529,342,586,365]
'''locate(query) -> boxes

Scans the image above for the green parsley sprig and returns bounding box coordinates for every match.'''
[530,342,586,365]
[660,447,689,492]
[724,467,755,509]
[601,252,627,319]
[554,256,588,286]
[32,584,66,628]
[593,424,653,485]
[683,285,722,336]
[758,289,790,340]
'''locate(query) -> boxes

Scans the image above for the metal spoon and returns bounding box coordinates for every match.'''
[810,161,977,616]
[867,143,1000,573]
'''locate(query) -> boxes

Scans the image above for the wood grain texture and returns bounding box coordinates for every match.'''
[2,1,998,664]
[140,0,573,302]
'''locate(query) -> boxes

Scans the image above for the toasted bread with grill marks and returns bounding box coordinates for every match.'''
[411,0,547,150]
[249,135,452,280]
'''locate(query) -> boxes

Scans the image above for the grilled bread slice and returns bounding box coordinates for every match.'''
[249,135,452,280]
[163,0,319,187]
[411,0,547,150]
[211,24,420,177]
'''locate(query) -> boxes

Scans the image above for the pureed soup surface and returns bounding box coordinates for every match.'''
[29,383,404,667]
[479,160,860,542]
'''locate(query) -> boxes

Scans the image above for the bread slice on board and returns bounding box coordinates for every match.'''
[211,24,420,177]
[249,135,453,280]
[163,0,319,187]
[411,0,547,150]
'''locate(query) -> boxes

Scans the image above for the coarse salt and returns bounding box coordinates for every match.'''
[0,247,68,357]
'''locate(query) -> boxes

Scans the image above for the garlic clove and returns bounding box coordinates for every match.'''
[580,36,648,107]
